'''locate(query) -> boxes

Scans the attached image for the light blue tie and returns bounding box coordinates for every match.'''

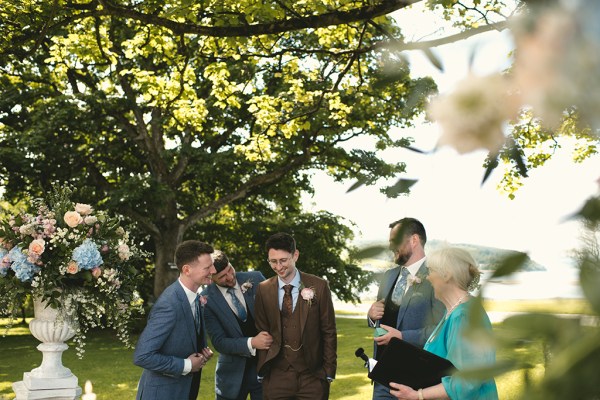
[227,287,247,322]
[391,267,409,306]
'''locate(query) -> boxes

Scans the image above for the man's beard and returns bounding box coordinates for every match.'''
[395,250,411,266]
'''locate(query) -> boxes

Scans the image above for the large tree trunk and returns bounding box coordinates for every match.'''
[153,227,185,299]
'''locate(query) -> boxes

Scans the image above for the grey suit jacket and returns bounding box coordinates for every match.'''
[373,263,444,356]
[201,271,265,399]
[133,280,207,400]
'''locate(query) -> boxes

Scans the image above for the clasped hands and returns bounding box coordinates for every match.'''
[369,300,402,345]
[189,347,213,372]
[251,331,273,350]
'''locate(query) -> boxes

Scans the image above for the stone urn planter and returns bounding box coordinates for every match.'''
[12,296,82,399]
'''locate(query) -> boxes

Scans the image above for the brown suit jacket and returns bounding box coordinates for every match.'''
[254,271,337,380]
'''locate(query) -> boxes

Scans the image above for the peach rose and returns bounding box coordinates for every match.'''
[75,203,93,216]
[66,261,79,274]
[28,239,46,256]
[64,211,83,228]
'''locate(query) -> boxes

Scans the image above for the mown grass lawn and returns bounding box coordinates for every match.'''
[1,302,560,400]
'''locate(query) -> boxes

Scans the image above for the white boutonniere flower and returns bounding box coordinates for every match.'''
[300,287,315,306]
[407,275,422,287]
[241,280,253,293]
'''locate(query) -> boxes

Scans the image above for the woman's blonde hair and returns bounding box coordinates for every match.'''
[427,247,481,292]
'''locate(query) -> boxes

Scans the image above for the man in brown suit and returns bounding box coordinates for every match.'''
[254,232,337,400]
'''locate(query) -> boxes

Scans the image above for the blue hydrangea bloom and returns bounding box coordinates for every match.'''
[72,239,103,270]
[8,247,40,281]
[0,248,8,277]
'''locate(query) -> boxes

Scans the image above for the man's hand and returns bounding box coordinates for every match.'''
[188,353,206,372]
[368,299,385,321]
[188,347,214,372]
[373,324,402,346]
[251,331,273,350]
[200,347,214,361]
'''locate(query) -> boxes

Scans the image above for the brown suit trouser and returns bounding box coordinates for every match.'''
[262,367,330,400]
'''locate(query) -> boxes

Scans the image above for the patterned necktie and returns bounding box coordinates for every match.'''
[194,295,202,335]
[227,287,247,322]
[391,267,409,306]
[282,284,293,316]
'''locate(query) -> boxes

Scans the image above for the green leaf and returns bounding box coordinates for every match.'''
[507,140,528,178]
[500,312,581,343]
[422,47,444,72]
[81,270,93,282]
[573,196,600,223]
[454,360,521,381]
[543,331,600,387]
[355,245,387,260]
[579,257,600,314]
[346,179,367,193]
[481,152,499,186]
[490,252,528,279]
[385,178,417,197]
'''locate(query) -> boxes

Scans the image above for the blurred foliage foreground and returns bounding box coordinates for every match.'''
[460,194,600,400]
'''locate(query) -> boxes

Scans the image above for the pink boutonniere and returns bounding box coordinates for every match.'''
[407,275,422,287]
[300,287,315,306]
[240,280,253,294]
[199,295,208,306]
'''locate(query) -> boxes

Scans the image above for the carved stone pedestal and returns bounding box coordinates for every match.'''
[12,297,82,399]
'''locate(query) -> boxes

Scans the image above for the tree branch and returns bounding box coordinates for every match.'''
[96,0,421,37]
[183,152,311,229]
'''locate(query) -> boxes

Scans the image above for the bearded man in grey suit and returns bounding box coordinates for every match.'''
[202,250,273,400]
[367,218,445,400]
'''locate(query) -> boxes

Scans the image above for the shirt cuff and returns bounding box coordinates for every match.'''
[182,358,192,375]
[247,337,256,356]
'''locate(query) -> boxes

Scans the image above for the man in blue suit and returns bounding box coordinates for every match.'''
[367,218,445,400]
[202,250,273,400]
[134,240,216,400]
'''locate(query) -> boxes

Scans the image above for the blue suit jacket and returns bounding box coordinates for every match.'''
[201,271,265,399]
[372,263,444,357]
[134,280,208,400]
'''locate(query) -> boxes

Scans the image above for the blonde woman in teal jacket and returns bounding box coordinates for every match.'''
[390,247,498,400]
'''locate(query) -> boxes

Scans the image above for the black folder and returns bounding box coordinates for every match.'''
[368,337,456,389]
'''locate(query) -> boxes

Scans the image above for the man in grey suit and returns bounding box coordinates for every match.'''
[202,250,273,400]
[367,218,445,400]
[134,240,216,400]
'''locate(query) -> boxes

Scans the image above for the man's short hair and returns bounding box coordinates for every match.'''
[389,217,427,246]
[212,250,230,274]
[175,240,214,271]
[265,232,296,254]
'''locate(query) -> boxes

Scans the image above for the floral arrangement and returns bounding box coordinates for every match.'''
[240,280,253,294]
[300,286,315,306]
[0,186,145,357]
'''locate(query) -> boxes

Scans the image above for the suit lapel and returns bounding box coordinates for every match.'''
[298,272,309,337]
[238,273,256,318]
[210,284,243,335]
[396,263,428,326]
[175,284,197,351]
[382,267,401,300]
[268,277,281,331]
